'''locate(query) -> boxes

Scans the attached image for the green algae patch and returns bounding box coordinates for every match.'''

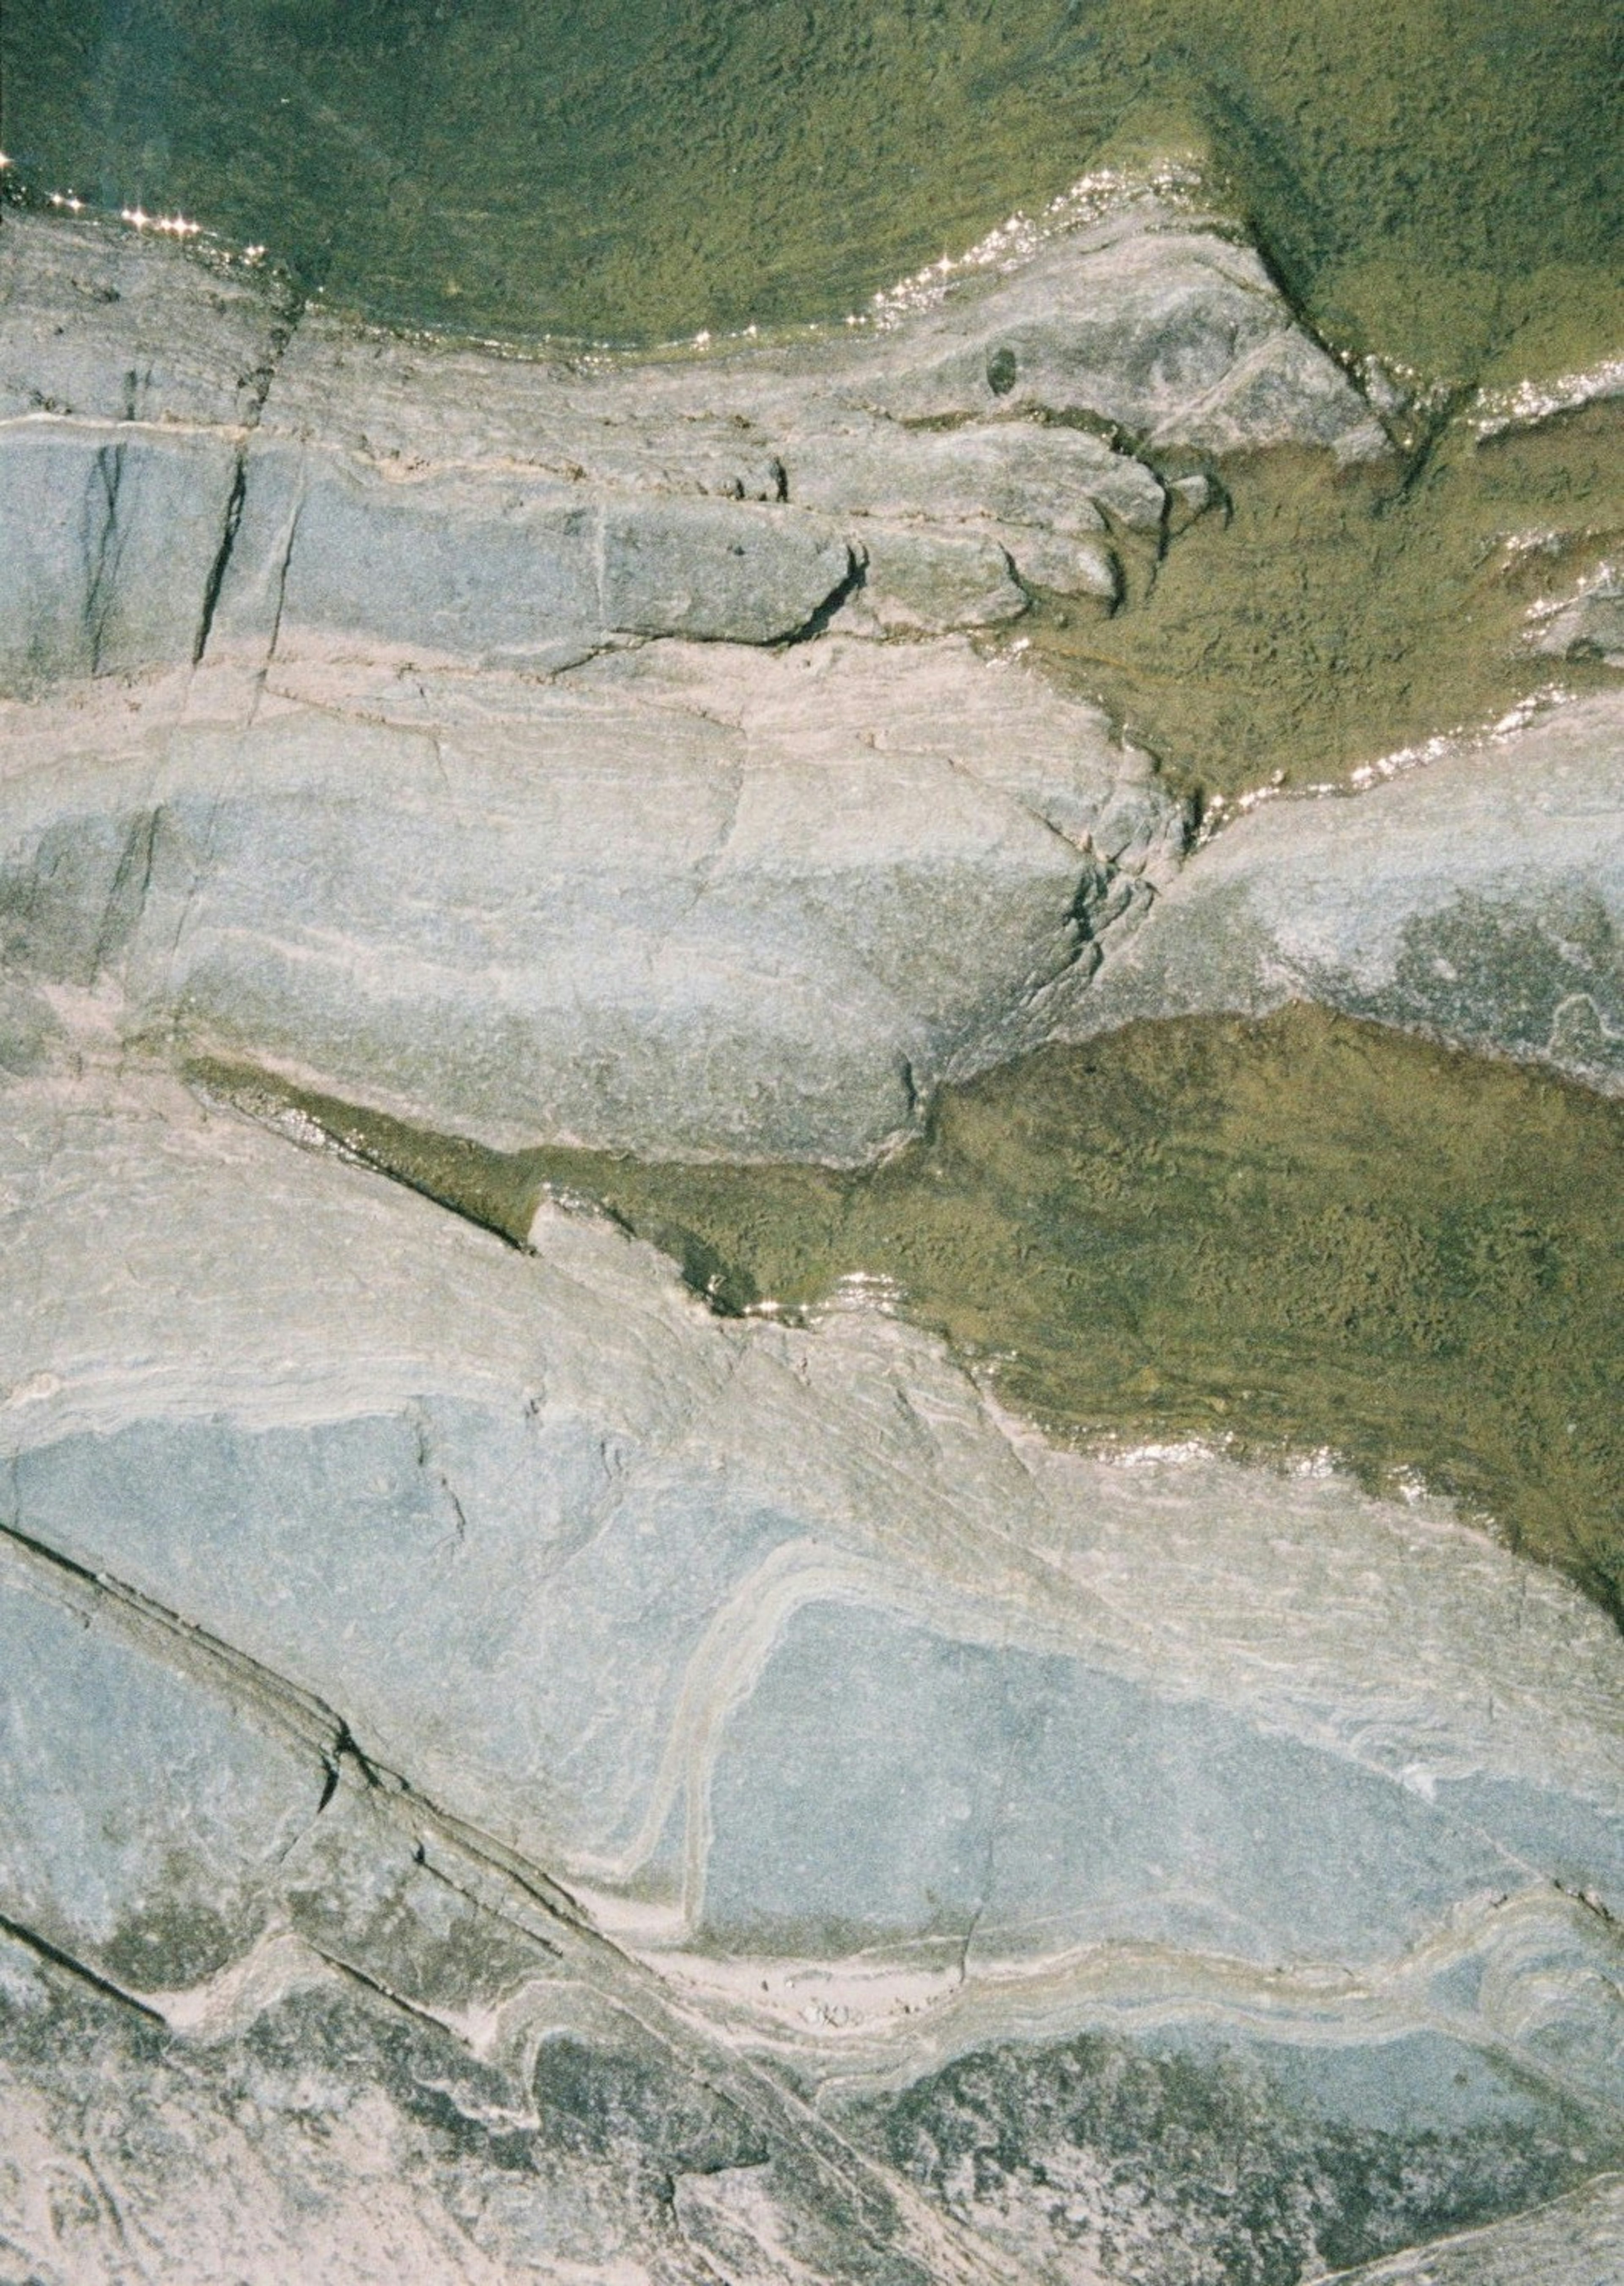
[196,1006,1624,1624]
[1016,401,1624,803]
[7,1,1621,385]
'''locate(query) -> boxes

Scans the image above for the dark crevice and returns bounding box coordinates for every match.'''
[262,493,301,669]
[192,447,248,665]
[82,441,127,678]
[332,1719,388,1793]
[307,1940,467,2038]
[899,1057,921,1124]
[0,1510,345,1769]
[0,1907,166,2025]
[243,289,310,430]
[1382,382,1477,505]
[774,543,867,647]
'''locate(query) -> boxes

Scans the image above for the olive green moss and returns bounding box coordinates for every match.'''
[195,1004,1624,1624]
[5,0,1621,386]
[1019,402,1624,801]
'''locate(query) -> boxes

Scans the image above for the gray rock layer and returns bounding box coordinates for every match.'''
[0,639,1180,1159]
[1,192,1621,2286]
[0,191,1382,693]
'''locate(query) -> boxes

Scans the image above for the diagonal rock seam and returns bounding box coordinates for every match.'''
[0,1507,1021,2286]
[190,443,250,666]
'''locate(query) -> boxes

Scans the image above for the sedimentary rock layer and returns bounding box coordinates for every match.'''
[0,638,1179,1159]
[0,192,1381,693]
[2,186,1622,2285]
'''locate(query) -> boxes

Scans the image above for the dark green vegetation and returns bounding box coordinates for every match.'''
[1027,403,1624,800]
[200,1005,1624,1623]
[5,0,1621,384]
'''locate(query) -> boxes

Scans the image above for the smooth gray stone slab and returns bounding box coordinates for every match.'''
[853,523,1030,632]
[0,641,1178,1159]
[210,446,855,668]
[1055,693,1624,1092]
[0,1054,1621,2281]
[0,1553,321,1987]
[0,421,239,685]
[986,521,1119,600]
[0,1054,1619,1982]
[598,493,853,643]
[700,1600,1524,1965]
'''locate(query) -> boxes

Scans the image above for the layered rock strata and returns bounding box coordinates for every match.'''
[0,639,1179,1160]
[1,188,1622,2286]
[3,198,1619,1138]
[1,1036,1621,2283]
[0,193,1380,687]
[0,190,1377,1159]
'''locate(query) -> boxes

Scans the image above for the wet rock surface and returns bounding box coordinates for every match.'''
[0,192,1621,2284]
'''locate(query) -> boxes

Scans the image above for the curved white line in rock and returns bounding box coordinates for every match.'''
[570,1533,1040,1927]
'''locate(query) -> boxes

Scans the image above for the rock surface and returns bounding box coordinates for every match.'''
[0,191,1383,694]
[1,191,1621,2286]
[1055,693,1624,1094]
[0,638,1179,1159]
[1529,570,1624,665]
[5,197,1615,1135]
[1325,2172,1624,2283]
[0,1038,1621,2279]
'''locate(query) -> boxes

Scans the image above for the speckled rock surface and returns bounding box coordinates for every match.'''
[1325,2172,1624,2284]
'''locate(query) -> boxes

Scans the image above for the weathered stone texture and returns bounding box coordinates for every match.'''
[0,640,1180,1159]
[0,189,1620,2286]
